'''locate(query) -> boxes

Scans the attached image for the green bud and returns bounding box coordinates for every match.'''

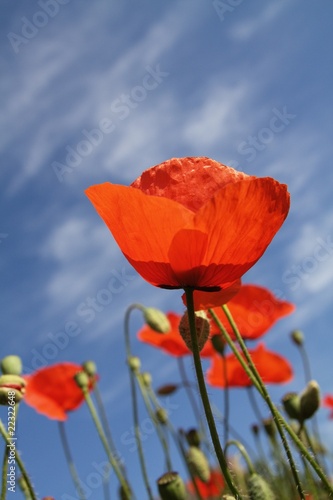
[1,355,23,375]
[143,307,171,333]
[156,407,168,425]
[157,471,187,500]
[185,428,201,447]
[140,372,152,387]
[74,371,90,390]
[0,374,26,405]
[290,330,304,346]
[262,418,276,441]
[299,380,320,421]
[211,334,226,355]
[127,356,141,373]
[282,392,301,421]
[248,473,275,499]
[82,360,97,377]
[186,446,210,483]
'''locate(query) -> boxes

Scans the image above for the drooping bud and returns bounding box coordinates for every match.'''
[143,307,171,333]
[82,360,97,377]
[211,334,226,355]
[179,311,210,352]
[185,428,201,448]
[74,371,90,390]
[0,374,26,405]
[186,446,210,483]
[156,384,179,396]
[290,330,304,346]
[299,380,320,421]
[156,407,168,425]
[157,471,187,500]
[127,356,141,374]
[1,355,23,375]
[282,392,301,421]
[248,473,275,499]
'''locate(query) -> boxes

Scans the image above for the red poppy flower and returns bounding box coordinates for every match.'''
[187,469,225,498]
[323,395,333,418]
[24,363,93,421]
[206,343,293,388]
[85,157,289,291]
[208,284,295,340]
[137,312,215,357]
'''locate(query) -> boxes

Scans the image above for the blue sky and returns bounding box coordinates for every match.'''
[1,1,333,498]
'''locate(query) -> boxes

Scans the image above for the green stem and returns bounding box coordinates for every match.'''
[82,390,132,499]
[225,440,255,475]
[136,374,173,471]
[124,304,154,500]
[0,420,37,500]
[58,421,86,500]
[184,288,243,499]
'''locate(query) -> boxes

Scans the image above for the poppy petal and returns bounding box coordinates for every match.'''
[182,280,241,310]
[206,343,293,388]
[85,183,193,287]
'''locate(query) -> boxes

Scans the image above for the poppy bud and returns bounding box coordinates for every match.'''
[82,360,97,377]
[140,372,152,387]
[222,496,237,500]
[211,334,226,355]
[248,473,275,499]
[282,392,301,420]
[1,355,23,375]
[156,384,179,396]
[157,471,187,500]
[186,446,210,483]
[156,407,168,425]
[74,371,90,390]
[251,424,260,437]
[290,330,304,346]
[143,307,171,333]
[185,428,201,448]
[179,311,210,353]
[262,418,276,441]
[299,380,320,421]
[127,356,141,374]
[0,374,26,405]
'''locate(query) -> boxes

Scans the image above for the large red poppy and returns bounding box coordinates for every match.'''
[206,343,293,388]
[208,284,295,340]
[187,469,225,498]
[137,312,215,357]
[24,363,91,421]
[85,157,289,291]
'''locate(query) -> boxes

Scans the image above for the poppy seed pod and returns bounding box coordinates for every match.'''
[0,374,26,405]
[157,471,187,500]
[186,446,210,483]
[299,380,320,421]
[143,307,171,333]
[1,355,23,375]
[211,334,226,355]
[179,311,210,353]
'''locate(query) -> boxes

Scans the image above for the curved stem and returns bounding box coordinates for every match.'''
[124,304,154,500]
[184,288,243,499]
[225,440,255,475]
[58,422,86,500]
